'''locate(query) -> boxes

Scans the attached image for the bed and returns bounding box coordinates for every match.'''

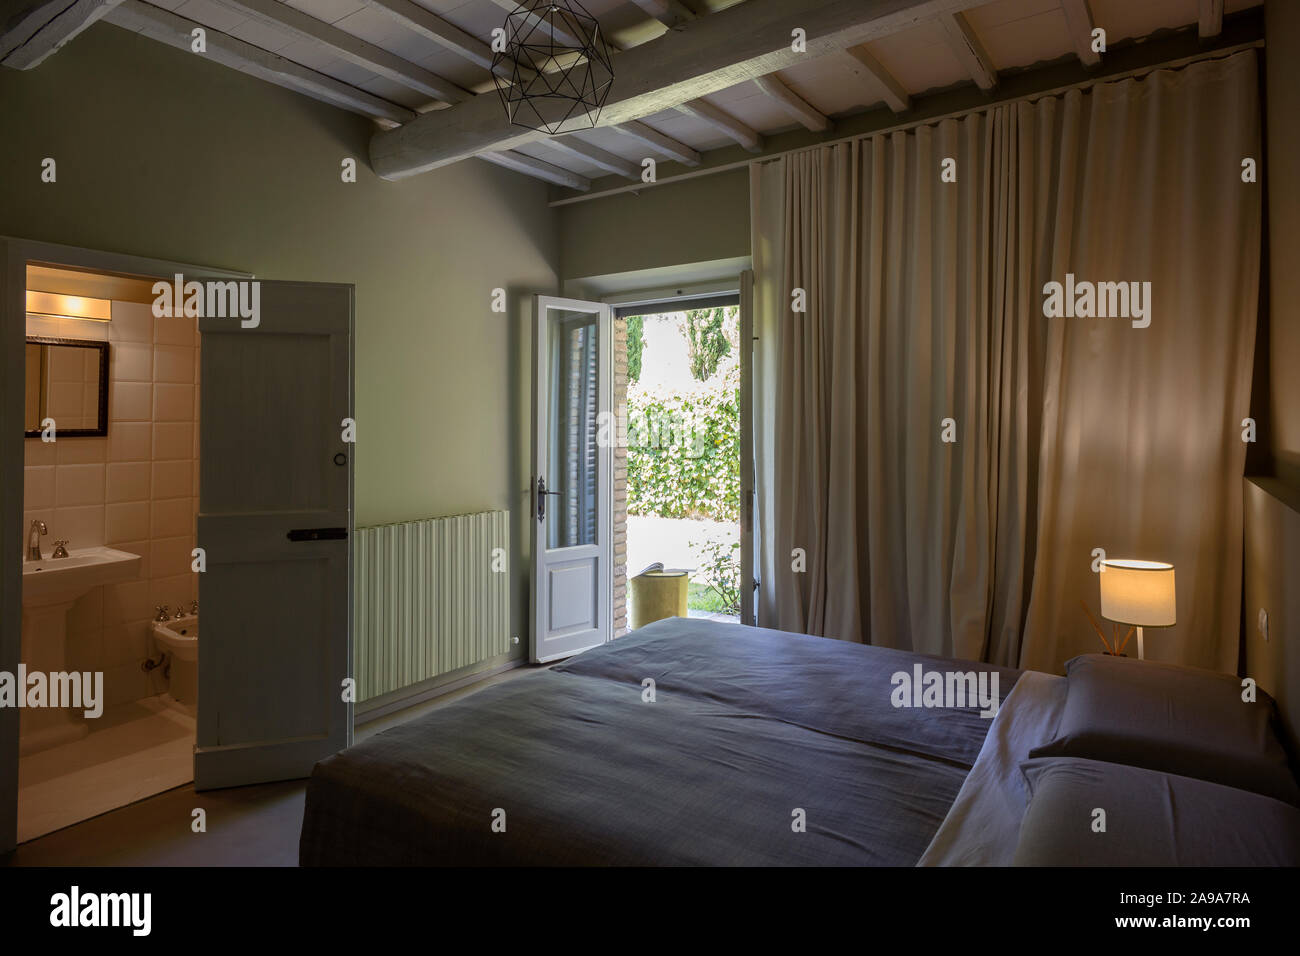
[299,617,1300,866]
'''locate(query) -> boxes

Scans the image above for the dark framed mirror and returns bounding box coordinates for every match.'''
[24,336,110,438]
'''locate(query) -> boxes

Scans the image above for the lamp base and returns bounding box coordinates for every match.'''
[1137,625,1145,661]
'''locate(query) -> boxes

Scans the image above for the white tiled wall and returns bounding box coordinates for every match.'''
[24,301,200,708]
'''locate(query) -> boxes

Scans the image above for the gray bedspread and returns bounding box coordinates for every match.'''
[299,618,1020,866]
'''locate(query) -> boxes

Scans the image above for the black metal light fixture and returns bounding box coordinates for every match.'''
[492,0,614,135]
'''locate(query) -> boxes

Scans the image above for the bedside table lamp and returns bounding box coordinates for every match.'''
[1099,559,1176,660]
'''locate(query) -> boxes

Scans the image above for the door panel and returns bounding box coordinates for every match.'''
[196,280,353,790]
[549,559,597,632]
[200,333,334,513]
[532,296,612,663]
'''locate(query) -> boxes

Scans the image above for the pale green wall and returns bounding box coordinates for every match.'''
[1265,0,1300,485]
[558,167,750,281]
[0,23,560,648]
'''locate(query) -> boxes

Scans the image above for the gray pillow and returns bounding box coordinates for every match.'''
[1014,756,1300,866]
[1028,653,1300,805]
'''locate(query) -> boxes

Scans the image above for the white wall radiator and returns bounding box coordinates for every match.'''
[354,510,511,701]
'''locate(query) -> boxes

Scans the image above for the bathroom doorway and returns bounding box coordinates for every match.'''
[0,238,247,850]
[12,256,218,842]
[1,237,357,853]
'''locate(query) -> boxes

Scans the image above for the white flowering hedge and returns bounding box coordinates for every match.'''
[626,364,740,521]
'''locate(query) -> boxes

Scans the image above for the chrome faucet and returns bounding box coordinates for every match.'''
[26,520,47,561]
[52,539,70,559]
[154,605,170,623]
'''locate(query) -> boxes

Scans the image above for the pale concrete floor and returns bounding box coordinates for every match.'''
[3,664,537,867]
[626,514,737,581]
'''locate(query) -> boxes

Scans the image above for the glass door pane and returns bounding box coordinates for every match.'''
[547,308,600,551]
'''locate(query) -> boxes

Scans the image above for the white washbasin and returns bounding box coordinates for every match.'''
[22,546,141,607]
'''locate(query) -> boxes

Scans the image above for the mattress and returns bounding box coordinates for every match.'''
[300,618,1021,866]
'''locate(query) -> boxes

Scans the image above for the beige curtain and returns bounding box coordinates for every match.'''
[751,51,1261,672]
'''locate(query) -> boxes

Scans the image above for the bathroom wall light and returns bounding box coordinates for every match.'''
[25,290,112,322]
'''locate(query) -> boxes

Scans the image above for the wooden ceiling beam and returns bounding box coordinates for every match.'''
[363,0,497,74]
[628,0,698,29]
[484,0,583,49]
[544,135,642,179]
[754,73,831,132]
[1059,0,1100,67]
[480,150,591,190]
[676,97,764,152]
[841,44,911,113]
[937,10,997,90]
[608,120,702,166]
[370,0,1001,179]
[105,0,415,125]
[1,0,123,69]
[1199,0,1224,39]
[212,0,472,104]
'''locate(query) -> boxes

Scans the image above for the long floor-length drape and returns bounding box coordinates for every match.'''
[751,51,1261,672]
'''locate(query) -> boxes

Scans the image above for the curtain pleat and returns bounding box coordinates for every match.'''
[1019,54,1262,673]
[751,51,1262,672]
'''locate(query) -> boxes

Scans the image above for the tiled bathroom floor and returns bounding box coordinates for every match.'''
[16,695,195,844]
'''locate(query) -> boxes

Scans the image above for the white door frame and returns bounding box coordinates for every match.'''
[597,276,756,627]
[0,236,250,854]
[738,269,755,627]
[531,295,613,663]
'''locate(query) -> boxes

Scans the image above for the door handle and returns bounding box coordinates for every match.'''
[287,527,348,542]
[536,476,562,523]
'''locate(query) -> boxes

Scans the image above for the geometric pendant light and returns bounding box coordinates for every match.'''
[492,0,615,135]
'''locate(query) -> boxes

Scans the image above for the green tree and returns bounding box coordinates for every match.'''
[683,307,731,381]
[626,315,644,384]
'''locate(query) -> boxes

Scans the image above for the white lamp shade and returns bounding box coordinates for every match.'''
[1099,559,1176,627]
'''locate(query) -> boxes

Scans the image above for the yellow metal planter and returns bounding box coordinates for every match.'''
[629,568,688,630]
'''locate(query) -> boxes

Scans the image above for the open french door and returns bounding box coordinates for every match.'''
[195,280,353,789]
[531,295,613,663]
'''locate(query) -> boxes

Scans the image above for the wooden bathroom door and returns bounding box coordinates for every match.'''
[195,280,354,790]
